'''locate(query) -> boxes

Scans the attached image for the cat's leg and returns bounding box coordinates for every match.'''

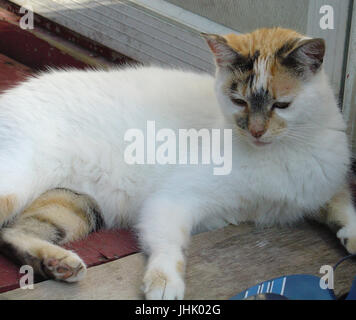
[0,188,103,282]
[138,195,204,300]
[320,184,356,253]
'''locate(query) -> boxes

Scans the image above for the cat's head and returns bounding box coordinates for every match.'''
[202,28,326,148]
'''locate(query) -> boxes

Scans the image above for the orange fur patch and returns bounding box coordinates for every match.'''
[23,192,88,222]
[225,28,304,100]
[21,190,93,241]
[0,195,17,222]
[270,67,301,98]
[224,28,302,58]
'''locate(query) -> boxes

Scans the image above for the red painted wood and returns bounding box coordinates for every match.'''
[0,0,133,67]
[63,229,140,268]
[0,53,32,92]
[0,256,22,293]
[0,15,88,70]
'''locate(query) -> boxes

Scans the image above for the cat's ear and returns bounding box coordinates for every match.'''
[281,38,325,76]
[201,33,249,69]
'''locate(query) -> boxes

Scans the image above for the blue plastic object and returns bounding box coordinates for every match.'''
[231,274,336,300]
[231,254,356,300]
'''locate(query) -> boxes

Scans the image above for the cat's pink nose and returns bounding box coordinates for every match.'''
[249,128,266,139]
[248,115,267,139]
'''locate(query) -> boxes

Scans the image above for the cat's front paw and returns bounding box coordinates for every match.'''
[337,225,356,254]
[143,255,186,300]
[143,267,185,300]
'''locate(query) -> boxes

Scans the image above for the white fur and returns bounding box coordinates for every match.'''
[0,65,350,299]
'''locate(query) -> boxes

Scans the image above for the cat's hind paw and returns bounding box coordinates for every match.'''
[0,227,87,282]
[143,267,185,300]
[337,225,356,254]
[41,250,87,283]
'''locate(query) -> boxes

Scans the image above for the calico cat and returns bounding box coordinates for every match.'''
[0,27,355,300]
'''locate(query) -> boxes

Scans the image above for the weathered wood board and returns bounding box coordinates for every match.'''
[1,221,355,300]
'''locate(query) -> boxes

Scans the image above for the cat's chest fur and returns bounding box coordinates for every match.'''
[223,139,349,225]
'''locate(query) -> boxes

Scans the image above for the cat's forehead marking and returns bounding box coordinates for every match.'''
[226,28,304,99]
[250,57,270,93]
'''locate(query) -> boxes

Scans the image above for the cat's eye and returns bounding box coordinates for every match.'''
[272,102,291,109]
[231,98,248,107]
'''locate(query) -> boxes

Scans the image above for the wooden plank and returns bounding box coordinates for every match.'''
[0,253,145,300]
[2,221,355,300]
[185,222,355,299]
[9,0,218,73]
[0,254,22,294]
[0,5,126,70]
[62,229,139,268]
[0,53,32,93]
[0,7,89,70]
[0,0,133,68]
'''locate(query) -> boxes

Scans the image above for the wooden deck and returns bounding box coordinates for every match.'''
[1,222,355,300]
